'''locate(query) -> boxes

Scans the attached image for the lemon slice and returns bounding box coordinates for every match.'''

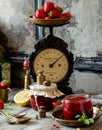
[14,90,30,107]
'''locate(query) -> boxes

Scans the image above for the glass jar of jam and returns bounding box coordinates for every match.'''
[30,95,55,111]
[63,95,93,120]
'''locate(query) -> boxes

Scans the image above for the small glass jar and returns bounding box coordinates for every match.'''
[0,88,8,102]
[63,95,93,120]
[30,95,55,111]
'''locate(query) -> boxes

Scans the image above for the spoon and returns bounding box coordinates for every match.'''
[7,116,18,124]
[7,116,32,124]
[11,112,26,118]
[0,110,31,124]
[0,110,26,118]
[16,117,32,123]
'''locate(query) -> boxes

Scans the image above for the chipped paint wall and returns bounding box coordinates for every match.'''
[0,0,102,56]
[0,0,102,92]
[45,0,102,93]
[47,0,102,57]
[0,0,36,53]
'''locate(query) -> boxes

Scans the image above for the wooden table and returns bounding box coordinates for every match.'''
[0,88,102,130]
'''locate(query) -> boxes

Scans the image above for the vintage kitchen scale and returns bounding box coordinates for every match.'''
[29,17,74,95]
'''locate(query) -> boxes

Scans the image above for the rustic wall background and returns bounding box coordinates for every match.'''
[0,0,102,56]
[0,0,102,93]
[47,0,102,57]
[0,0,36,53]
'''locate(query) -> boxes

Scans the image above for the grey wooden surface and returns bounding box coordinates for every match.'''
[0,88,102,130]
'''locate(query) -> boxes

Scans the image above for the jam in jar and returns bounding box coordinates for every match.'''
[63,95,93,120]
[30,95,55,111]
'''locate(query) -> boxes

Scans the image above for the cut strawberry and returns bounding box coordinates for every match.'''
[52,101,62,108]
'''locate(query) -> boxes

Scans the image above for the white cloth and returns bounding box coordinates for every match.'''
[29,83,64,98]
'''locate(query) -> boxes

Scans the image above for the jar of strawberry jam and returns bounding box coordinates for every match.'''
[29,82,64,111]
[30,95,55,111]
[63,95,93,120]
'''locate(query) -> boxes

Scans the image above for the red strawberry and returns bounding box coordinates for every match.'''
[59,14,67,18]
[0,80,10,89]
[23,59,29,69]
[48,10,60,18]
[63,12,72,18]
[35,8,47,19]
[44,2,55,13]
[0,101,4,109]
[52,101,62,108]
[55,5,63,13]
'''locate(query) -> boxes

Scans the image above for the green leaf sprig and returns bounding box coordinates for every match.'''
[3,108,11,116]
[2,101,13,117]
[75,112,94,125]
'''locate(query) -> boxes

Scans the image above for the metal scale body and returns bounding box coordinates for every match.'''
[29,20,74,95]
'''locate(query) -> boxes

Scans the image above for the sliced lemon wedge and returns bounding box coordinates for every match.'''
[14,90,30,107]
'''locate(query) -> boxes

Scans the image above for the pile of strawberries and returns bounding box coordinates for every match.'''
[33,1,72,19]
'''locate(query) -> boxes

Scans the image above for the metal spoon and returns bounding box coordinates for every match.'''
[11,112,26,118]
[7,116,31,124]
[7,116,18,124]
[16,117,32,123]
[0,110,31,124]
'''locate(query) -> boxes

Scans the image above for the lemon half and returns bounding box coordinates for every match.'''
[14,90,30,107]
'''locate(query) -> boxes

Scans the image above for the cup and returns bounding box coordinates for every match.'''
[0,88,9,102]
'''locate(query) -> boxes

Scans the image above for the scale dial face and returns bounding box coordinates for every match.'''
[33,48,69,83]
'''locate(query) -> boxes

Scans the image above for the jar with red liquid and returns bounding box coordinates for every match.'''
[29,82,64,111]
[63,95,93,120]
[30,95,55,111]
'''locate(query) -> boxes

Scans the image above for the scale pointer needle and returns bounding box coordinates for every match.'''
[49,55,63,68]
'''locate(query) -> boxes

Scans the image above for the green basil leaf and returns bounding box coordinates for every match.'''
[78,118,83,121]
[88,118,94,124]
[84,119,90,125]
